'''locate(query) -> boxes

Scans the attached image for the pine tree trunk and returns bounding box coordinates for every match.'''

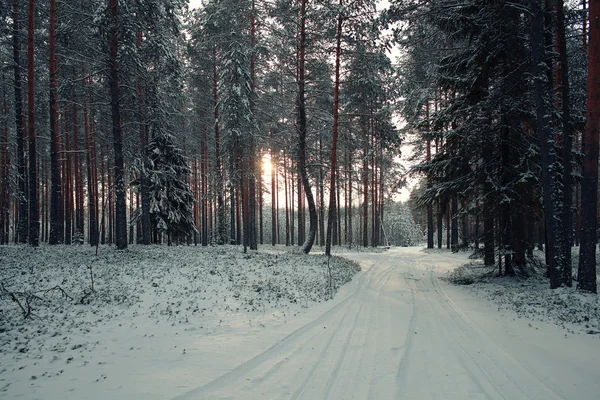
[213,51,226,245]
[437,202,443,248]
[202,128,208,246]
[13,0,27,244]
[297,0,317,254]
[108,0,127,249]
[284,154,290,246]
[100,146,106,245]
[362,139,369,248]
[347,150,353,247]
[461,199,468,248]
[555,0,573,286]
[72,90,84,242]
[271,146,277,246]
[371,131,377,247]
[319,137,325,247]
[1,94,9,244]
[578,0,599,293]
[248,0,258,251]
[83,71,98,246]
[325,3,342,256]
[451,197,459,251]
[530,0,563,288]
[426,145,434,249]
[64,107,72,245]
[27,0,39,247]
[48,0,63,245]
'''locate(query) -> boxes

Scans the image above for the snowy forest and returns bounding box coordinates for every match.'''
[0,0,598,290]
[1,0,600,398]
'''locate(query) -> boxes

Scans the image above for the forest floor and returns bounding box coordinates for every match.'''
[1,245,599,399]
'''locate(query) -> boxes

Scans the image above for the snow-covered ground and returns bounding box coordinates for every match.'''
[0,244,359,399]
[1,245,599,399]
[446,250,600,335]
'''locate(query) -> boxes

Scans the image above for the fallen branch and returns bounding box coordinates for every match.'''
[0,282,39,319]
[40,285,74,301]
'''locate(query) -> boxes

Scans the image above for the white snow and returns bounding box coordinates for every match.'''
[1,245,599,399]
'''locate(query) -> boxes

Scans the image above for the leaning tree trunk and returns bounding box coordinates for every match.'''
[578,0,599,293]
[109,0,127,249]
[298,0,317,254]
[27,0,39,247]
[325,2,343,257]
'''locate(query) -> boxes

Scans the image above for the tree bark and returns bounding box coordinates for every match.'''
[578,0,599,293]
[213,48,226,245]
[13,0,27,244]
[1,94,9,244]
[555,0,573,286]
[297,0,317,254]
[109,0,127,249]
[48,0,63,245]
[530,0,563,288]
[27,0,38,247]
[249,0,258,250]
[202,127,208,246]
[325,2,343,256]
[83,71,98,246]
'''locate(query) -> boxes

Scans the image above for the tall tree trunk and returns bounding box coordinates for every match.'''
[297,0,317,254]
[556,0,573,286]
[319,137,325,247]
[426,145,434,249]
[72,97,84,242]
[100,146,106,245]
[64,107,72,245]
[578,0,599,293]
[248,0,258,251]
[362,137,368,248]
[437,202,443,248]
[284,154,290,245]
[259,161,264,245]
[1,93,9,244]
[48,0,63,245]
[325,2,343,256]
[271,146,277,246]
[214,48,226,245]
[83,71,98,246]
[530,0,563,288]
[202,127,208,246]
[108,152,114,245]
[13,0,27,244]
[451,197,459,251]
[27,0,38,247]
[347,150,353,247]
[109,0,127,249]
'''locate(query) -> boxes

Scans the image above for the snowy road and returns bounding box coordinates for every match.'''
[173,247,600,400]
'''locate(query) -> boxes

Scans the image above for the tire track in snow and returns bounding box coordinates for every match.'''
[172,256,378,400]
[319,262,395,400]
[291,257,394,400]
[422,262,564,400]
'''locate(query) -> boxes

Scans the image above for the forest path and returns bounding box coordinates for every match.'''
[173,247,600,400]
